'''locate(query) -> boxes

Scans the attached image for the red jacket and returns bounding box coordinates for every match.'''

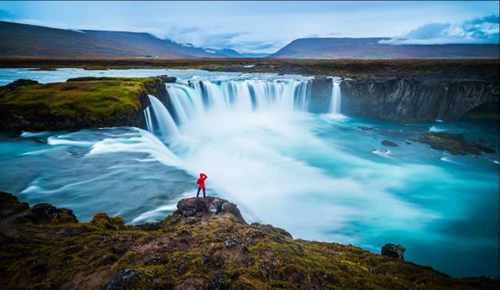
[197,173,207,188]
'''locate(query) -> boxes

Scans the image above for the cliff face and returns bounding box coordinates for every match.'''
[339,78,499,122]
[0,76,172,132]
[1,191,498,289]
[308,76,333,113]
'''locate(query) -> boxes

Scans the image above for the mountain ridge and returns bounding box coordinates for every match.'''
[270,37,500,59]
[0,21,246,59]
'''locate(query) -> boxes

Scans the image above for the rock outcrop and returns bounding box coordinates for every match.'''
[0,191,498,289]
[381,243,406,260]
[339,77,499,122]
[381,140,398,147]
[0,76,173,132]
[0,191,77,225]
[176,196,246,224]
[413,131,496,156]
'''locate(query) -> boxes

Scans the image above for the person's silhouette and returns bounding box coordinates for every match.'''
[196,173,208,198]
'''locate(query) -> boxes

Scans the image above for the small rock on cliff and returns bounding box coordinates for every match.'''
[381,243,406,260]
[177,196,246,224]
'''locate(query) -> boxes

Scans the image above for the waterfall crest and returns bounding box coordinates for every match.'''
[165,79,312,126]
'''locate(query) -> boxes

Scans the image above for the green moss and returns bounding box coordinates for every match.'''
[1,205,498,289]
[0,77,160,123]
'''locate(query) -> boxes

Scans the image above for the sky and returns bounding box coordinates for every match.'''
[0,1,498,53]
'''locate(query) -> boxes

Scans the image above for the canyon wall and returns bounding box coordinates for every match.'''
[338,78,499,122]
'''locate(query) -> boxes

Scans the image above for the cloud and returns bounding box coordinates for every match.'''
[306,32,341,38]
[160,26,280,53]
[404,23,451,40]
[381,14,499,45]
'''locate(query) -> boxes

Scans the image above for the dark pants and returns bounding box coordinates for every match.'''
[197,187,206,198]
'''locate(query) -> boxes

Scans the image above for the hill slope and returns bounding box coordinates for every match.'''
[0,21,234,59]
[270,38,500,59]
[1,192,498,289]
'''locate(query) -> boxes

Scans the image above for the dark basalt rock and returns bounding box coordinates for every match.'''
[414,132,496,156]
[177,196,246,224]
[30,260,48,275]
[224,236,243,248]
[381,140,398,147]
[0,191,78,227]
[0,79,38,93]
[106,269,140,290]
[358,126,374,131]
[159,75,177,83]
[208,273,228,290]
[134,220,163,231]
[309,76,333,113]
[381,243,406,260]
[477,143,496,154]
[91,213,125,230]
[0,191,28,219]
[17,203,78,224]
[340,78,499,122]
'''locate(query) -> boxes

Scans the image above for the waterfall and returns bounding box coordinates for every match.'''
[144,106,153,131]
[165,84,205,124]
[329,81,342,115]
[164,79,312,126]
[146,95,179,143]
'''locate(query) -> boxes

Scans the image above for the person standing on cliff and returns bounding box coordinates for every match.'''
[196,173,208,198]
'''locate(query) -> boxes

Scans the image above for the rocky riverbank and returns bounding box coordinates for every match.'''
[0,191,498,289]
[0,75,175,131]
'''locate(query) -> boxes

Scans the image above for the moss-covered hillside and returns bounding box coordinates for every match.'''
[0,192,497,290]
[0,76,172,131]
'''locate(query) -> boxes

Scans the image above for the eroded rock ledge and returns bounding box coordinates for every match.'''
[0,191,498,289]
[0,75,174,132]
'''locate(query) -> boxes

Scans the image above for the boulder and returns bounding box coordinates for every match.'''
[381,140,398,147]
[358,126,374,132]
[177,197,246,224]
[18,203,77,224]
[91,213,125,230]
[0,192,29,219]
[381,243,406,260]
[106,269,140,290]
[159,75,177,83]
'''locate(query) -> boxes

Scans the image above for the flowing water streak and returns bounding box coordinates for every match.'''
[147,95,179,142]
[144,106,153,131]
[329,80,342,114]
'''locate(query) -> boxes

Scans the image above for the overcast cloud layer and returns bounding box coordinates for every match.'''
[0,1,498,53]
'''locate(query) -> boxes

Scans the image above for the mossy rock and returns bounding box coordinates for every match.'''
[90,213,126,230]
[0,76,167,131]
[0,191,498,289]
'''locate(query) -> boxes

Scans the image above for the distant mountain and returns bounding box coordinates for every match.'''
[0,21,245,59]
[270,38,500,59]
